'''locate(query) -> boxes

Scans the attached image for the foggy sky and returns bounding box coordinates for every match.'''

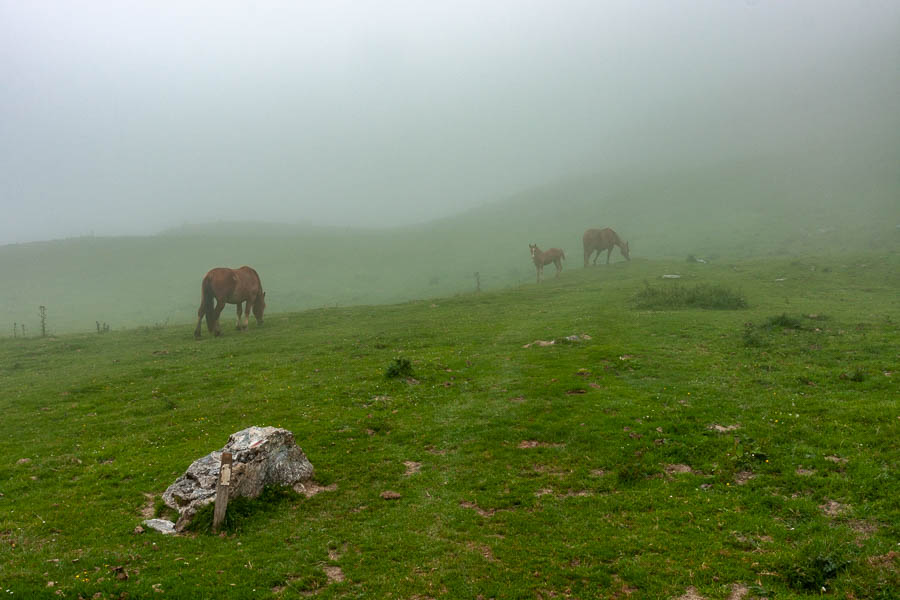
[2,0,898,245]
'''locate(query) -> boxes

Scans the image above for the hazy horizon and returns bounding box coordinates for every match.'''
[3,0,899,245]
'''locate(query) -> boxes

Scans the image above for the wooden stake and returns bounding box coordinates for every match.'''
[212,452,232,533]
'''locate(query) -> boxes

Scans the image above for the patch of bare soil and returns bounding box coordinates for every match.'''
[518,440,565,449]
[533,464,568,478]
[824,455,848,464]
[795,467,815,476]
[508,396,526,403]
[380,490,401,500]
[535,488,592,499]
[819,499,850,517]
[460,501,496,517]
[323,565,344,583]
[466,541,496,562]
[590,469,607,477]
[675,586,706,600]
[708,424,741,432]
[726,583,749,600]
[140,493,155,518]
[847,519,878,538]
[425,445,448,455]
[867,551,898,568]
[734,471,755,485]
[293,482,338,498]
[403,461,422,476]
[664,464,695,476]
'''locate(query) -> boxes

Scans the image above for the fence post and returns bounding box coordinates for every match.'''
[212,452,233,533]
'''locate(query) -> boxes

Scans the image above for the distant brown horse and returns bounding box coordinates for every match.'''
[582,228,630,267]
[194,266,266,338]
[529,244,566,283]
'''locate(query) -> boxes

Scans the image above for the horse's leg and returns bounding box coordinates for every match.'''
[555,259,562,278]
[606,248,612,264]
[243,299,252,329]
[584,248,590,268]
[212,298,226,336]
[194,305,204,338]
[236,302,244,330]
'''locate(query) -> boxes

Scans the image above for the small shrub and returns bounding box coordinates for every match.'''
[783,544,851,591]
[616,458,654,485]
[385,356,414,379]
[840,368,866,382]
[742,322,763,347]
[762,313,803,330]
[633,283,747,310]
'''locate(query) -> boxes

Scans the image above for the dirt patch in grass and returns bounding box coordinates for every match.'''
[664,464,696,476]
[708,424,741,432]
[140,493,155,518]
[534,488,592,499]
[425,445,448,455]
[734,471,755,485]
[590,469,607,477]
[819,499,850,517]
[323,565,344,583]
[795,467,815,476]
[518,440,565,449]
[533,464,568,478]
[727,583,749,600]
[824,455,848,464]
[508,395,526,403]
[293,482,338,498]
[460,501,496,517]
[675,586,706,600]
[847,519,878,538]
[466,541,496,562]
[867,551,898,568]
[403,461,422,476]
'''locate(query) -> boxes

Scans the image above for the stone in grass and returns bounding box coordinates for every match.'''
[142,519,176,535]
[150,426,315,532]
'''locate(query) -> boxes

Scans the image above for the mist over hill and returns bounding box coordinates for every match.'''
[2,146,898,335]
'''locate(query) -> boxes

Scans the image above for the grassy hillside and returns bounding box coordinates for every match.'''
[2,152,898,334]
[1,254,898,598]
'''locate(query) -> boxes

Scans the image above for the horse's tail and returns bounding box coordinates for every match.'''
[200,274,215,330]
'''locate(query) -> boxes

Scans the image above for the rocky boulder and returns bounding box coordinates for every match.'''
[151,426,314,532]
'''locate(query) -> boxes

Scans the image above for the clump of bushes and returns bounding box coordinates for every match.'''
[633,282,747,310]
[762,313,803,330]
[385,356,414,379]
[782,543,852,592]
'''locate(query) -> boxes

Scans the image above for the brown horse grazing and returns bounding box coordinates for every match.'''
[582,228,630,267]
[529,243,566,283]
[194,266,266,338]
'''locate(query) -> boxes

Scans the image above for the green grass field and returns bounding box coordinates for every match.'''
[2,253,897,598]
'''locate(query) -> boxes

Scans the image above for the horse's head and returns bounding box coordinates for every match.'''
[622,240,630,261]
[529,243,538,258]
[253,291,266,325]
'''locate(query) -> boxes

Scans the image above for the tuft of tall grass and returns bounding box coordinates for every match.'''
[633,282,747,310]
[385,356,414,379]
